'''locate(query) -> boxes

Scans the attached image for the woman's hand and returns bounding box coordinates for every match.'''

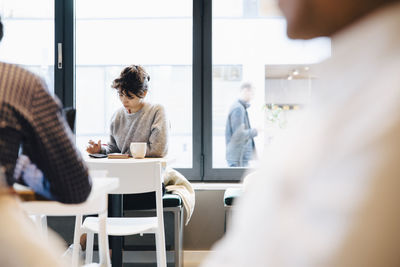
[86,140,102,154]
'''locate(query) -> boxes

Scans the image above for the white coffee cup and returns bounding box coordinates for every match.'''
[130,142,147,159]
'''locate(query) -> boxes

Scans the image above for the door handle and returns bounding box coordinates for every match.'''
[57,43,63,69]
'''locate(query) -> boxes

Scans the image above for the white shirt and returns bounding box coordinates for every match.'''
[201,3,400,267]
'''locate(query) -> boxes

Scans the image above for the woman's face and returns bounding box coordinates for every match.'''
[118,90,146,114]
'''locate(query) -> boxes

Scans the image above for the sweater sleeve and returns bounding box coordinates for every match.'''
[102,116,121,154]
[101,134,120,154]
[147,105,169,157]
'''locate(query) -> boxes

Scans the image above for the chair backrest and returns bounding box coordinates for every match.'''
[86,161,165,231]
[86,160,162,195]
[63,107,76,132]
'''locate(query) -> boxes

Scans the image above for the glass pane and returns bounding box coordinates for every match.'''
[0,0,55,93]
[75,0,193,168]
[212,0,331,168]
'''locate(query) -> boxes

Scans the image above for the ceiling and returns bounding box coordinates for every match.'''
[265,64,316,79]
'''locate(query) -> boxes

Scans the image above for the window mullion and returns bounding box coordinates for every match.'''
[54,0,75,109]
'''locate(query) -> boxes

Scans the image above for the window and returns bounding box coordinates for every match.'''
[75,0,193,168]
[0,0,54,93]
[208,0,330,178]
[2,0,330,181]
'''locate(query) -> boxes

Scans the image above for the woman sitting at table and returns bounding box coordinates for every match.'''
[82,65,169,252]
[86,64,168,157]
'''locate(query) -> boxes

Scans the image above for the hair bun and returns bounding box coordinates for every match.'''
[111,65,149,98]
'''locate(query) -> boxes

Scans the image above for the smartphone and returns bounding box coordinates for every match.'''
[88,153,107,158]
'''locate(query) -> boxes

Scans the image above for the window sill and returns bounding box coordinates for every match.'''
[191,182,243,191]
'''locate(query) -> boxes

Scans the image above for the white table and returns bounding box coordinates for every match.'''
[15,178,119,213]
[15,177,119,267]
[85,156,169,167]
[85,157,168,189]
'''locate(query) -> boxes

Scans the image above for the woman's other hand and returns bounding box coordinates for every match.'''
[86,140,102,154]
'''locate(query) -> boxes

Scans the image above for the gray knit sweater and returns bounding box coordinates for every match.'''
[100,102,168,157]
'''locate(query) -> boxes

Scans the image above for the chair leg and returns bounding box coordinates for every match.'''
[178,207,184,267]
[30,215,48,239]
[98,213,111,267]
[31,215,43,235]
[85,231,94,264]
[72,215,83,267]
[155,230,167,267]
[174,209,179,267]
[40,215,48,239]
[173,207,184,267]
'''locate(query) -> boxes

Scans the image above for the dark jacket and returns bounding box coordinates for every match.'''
[0,62,91,203]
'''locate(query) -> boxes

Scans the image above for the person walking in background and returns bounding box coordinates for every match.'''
[225,82,258,167]
[202,0,400,266]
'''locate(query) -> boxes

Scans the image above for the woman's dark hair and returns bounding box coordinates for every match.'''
[111,65,150,98]
[0,16,3,42]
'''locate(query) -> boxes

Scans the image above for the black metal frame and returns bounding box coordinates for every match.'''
[200,0,245,181]
[55,0,75,108]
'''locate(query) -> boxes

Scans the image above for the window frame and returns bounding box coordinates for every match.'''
[201,0,245,181]
[55,0,75,108]
[60,0,246,182]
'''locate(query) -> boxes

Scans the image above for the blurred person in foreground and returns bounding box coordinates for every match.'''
[0,16,91,203]
[0,170,69,267]
[201,0,400,267]
[0,16,91,265]
[225,82,258,167]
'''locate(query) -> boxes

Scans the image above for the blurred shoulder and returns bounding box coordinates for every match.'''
[0,62,43,86]
[0,62,53,110]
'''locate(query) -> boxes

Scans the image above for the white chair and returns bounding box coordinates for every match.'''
[83,161,166,267]
[17,178,119,267]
